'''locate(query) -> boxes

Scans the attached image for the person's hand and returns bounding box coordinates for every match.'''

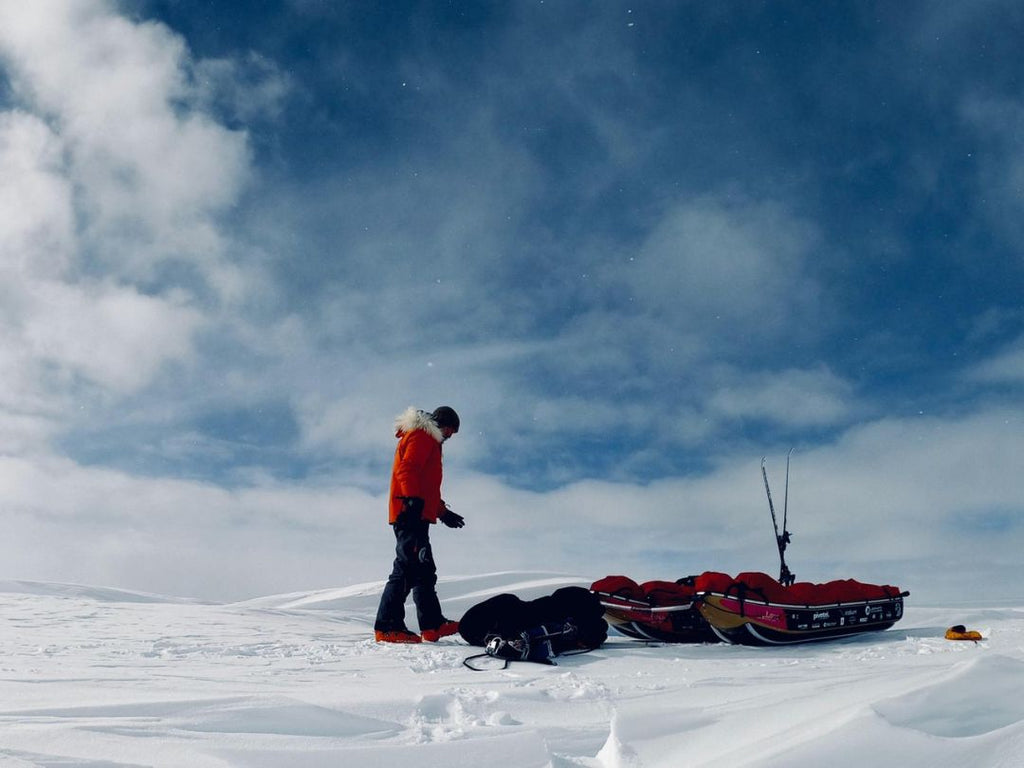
[440,509,465,528]
[401,497,425,517]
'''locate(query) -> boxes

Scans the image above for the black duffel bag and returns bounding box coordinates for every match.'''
[460,586,607,668]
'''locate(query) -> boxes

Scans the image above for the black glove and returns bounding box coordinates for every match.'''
[440,509,465,529]
[400,497,425,517]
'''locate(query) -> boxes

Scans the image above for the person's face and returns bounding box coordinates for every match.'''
[441,425,457,441]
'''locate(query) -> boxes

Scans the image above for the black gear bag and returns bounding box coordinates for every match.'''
[460,586,607,670]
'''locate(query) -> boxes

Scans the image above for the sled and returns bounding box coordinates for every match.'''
[694,570,908,646]
[593,454,909,647]
[590,575,719,643]
[692,456,908,646]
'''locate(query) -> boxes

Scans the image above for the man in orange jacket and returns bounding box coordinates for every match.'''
[374,406,465,643]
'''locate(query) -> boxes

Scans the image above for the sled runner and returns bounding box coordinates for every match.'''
[694,570,908,646]
[590,575,718,643]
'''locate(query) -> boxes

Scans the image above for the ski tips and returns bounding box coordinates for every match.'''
[762,449,795,464]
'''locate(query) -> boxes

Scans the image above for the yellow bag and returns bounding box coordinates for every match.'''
[944,624,983,641]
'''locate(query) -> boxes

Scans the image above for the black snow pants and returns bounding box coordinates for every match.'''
[373,513,444,632]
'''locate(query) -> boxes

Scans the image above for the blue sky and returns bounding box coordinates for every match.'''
[0,1,1021,601]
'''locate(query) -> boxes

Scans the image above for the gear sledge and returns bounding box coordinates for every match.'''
[593,454,909,646]
[695,570,906,645]
[592,571,907,646]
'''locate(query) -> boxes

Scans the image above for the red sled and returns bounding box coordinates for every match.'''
[694,571,908,646]
[590,575,718,643]
[591,571,908,646]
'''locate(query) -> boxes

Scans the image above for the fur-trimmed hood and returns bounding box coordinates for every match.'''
[394,406,443,443]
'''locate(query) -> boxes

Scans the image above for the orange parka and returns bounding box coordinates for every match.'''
[388,408,445,523]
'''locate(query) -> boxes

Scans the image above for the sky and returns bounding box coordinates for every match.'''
[0,0,1021,602]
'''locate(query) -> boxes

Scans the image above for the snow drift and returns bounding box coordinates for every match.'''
[0,574,1021,767]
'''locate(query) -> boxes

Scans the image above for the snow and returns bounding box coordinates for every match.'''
[1,574,1022,767]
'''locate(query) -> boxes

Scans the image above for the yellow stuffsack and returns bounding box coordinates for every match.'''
[944,625,983,641]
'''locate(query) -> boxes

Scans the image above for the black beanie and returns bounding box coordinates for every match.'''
[431,406,460,432]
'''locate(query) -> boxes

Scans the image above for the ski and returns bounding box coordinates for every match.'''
[761,454,795,586]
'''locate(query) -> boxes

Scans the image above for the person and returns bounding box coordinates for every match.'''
[374,405,466,643]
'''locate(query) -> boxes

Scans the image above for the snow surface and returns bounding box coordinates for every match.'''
[1,573,1022,767]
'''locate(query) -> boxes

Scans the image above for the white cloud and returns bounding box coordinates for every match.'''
[0,110,202,417]
[24,280,203,393]
[193,52,292,123]
[0,111,75,278]
[0,1,273,402]
[0,0,251,281]
[967,336,1024,384]
[4,403,1017,602]
[961,95,1024,242]
[0,452,382,599]
[297,392,398,460]
[0,0,270,466]
[626,195,822,333]
[707,366,855,427]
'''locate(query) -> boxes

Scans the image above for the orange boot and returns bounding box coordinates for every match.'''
[375,628,423,644]
[421,619,459,642]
